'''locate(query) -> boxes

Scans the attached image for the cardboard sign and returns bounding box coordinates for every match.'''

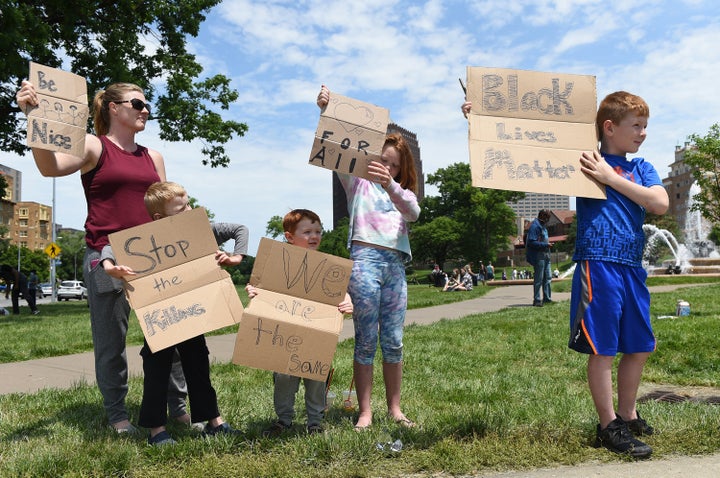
[466,67,605,199]
[233,238,352,381]
[108,208,244,352]
[25,62,88,158]
[309,92,389,180]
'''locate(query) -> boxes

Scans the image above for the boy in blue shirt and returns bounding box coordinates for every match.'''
[569,91,669,458]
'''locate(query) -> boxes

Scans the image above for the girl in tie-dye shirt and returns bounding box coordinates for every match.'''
[317,85,420,429]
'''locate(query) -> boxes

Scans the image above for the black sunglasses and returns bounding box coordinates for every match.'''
[113,98,151,115]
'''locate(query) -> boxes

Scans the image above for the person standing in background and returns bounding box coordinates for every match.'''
[526,209,553,307]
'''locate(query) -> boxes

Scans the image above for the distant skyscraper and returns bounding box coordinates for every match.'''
[332,123,424,228]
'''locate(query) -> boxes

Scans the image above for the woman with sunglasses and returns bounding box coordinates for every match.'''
[16,80,191,434]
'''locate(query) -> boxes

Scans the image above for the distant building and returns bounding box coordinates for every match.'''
[332,122,424,228]
[665,143,695,232]
[0,163,22,202]
[507,193,570,221]
[11,201,52,250]
[0,162,57,251]
[0,198,14,239]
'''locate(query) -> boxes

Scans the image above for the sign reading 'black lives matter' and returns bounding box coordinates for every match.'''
[465,66,605,199]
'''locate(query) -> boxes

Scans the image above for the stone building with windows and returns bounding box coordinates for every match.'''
[12,201,53,250]
[0,163,54,251]
[664,142,695,232]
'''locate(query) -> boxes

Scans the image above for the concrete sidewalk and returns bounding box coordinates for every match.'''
[2,283,720,477]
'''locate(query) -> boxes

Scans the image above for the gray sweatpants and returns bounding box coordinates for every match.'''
[273,372,326,427]
[84,248,188,424]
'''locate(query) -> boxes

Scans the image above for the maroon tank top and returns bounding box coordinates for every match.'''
[81,136,161,250]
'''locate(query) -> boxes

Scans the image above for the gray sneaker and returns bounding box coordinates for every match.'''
[110,423,139,435]
[594,417,652,458]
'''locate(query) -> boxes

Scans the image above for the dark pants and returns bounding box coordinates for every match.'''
[85,248,188,424]
[27,288,37,311]
[138,335,220,428]
[11,288,37,314]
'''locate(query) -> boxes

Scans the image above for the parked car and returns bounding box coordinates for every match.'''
[39,282,53,298]
[57,280,87,301]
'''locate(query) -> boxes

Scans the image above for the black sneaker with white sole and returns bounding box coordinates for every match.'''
[594,417,652,458]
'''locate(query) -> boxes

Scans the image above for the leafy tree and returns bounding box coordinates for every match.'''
[0,176,9,257]
[1,1,247,167]
[265,215,284,240]
[684,123,720,225]
[318,217,349,259]
[410,216,463,269]
[646,211,682,242]
[56,231,86,281]
[710,224,720,246]
[553,212,576,255]
[226,255,253,286]
[414,162,522,265]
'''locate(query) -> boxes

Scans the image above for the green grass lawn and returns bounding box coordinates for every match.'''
[0,279,718,477]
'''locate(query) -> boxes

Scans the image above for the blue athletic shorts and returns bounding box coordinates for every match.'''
[569,260,655,355]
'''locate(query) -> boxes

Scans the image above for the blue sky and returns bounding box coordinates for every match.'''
[2,0,719,257]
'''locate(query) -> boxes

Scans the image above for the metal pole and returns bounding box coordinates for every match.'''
[50,178,56,302]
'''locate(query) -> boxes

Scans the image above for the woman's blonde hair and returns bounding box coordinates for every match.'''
[92,83,144,136]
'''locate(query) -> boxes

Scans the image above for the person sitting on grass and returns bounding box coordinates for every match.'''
[460,267,474,291]
[101,181,248,446]
[246,209,353,437]
[442,268,468,292]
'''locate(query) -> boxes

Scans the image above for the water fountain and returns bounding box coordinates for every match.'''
[561,184,719,278]
[645,182,719,275]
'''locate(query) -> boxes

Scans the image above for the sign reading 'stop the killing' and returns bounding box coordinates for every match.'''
[465,67,605,199]
[309,92,389,180]
[25,62,89,158]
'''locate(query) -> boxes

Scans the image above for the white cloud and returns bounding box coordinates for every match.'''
[6,0,720,259]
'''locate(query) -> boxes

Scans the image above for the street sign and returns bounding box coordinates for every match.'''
[44,242,61,259]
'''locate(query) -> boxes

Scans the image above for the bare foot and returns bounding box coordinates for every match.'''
[354,412,372,430]
[389,413,415,428]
